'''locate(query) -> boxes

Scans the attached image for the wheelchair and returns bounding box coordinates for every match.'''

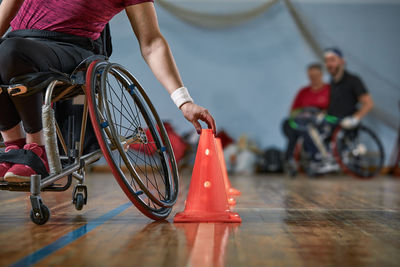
[287,107,385,178]
[0,55,179,225]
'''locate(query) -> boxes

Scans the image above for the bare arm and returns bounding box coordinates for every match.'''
[354,93,374,120]
[0,0,24,37]
[125,3,216,133]
[125,3,181,93]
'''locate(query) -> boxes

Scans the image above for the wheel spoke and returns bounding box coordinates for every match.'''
[107,79,140,128]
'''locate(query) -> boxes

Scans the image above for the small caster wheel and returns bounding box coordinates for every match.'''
[306,168,317,178]
[285,160,298,178]
[288,169,298,178]
[74,193,84,211]
[30,204,50,225]
[306,169,314,177]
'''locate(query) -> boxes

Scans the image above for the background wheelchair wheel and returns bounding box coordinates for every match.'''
[86,61,179,220]
[293,140,311,176]
[332,125,385,178]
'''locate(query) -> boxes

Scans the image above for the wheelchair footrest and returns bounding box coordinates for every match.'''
[0,149,49,178]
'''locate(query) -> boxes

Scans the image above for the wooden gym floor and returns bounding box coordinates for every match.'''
[0,172,399,267]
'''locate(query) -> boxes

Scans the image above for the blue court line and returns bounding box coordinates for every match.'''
[9,202,132,267]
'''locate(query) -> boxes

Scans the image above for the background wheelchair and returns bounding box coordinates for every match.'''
[0,56,179,225]
[287,107,385,178]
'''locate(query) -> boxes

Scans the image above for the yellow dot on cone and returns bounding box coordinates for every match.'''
[205,149,210,155]
[204,181,211,188]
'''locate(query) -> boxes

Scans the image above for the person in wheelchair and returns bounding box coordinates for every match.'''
[0,0,216,183]
[283,63,330,171]
[299,48,374,174]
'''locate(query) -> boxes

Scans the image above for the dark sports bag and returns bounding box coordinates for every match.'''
[258,147,284,173]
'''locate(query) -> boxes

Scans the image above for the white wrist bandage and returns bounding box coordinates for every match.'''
[170,87,193,108]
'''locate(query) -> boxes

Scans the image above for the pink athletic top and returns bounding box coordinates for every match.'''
[11,0,153,40]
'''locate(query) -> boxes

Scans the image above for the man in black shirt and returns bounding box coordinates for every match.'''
[325,48,374,128]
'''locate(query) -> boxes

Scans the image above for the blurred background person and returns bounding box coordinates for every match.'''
[282,63,330,172]
[297,48,375,173]
[324,48,374,128]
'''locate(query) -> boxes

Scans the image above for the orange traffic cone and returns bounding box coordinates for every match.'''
[215,138,237,205]
[174,129,241,223]
[215,138,242,197]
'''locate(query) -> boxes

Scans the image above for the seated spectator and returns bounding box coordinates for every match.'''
[283,63,330,165]
[308,48,374,163]
[292,48,375,174]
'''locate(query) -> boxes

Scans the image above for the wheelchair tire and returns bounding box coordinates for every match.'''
[293,140,310,175]
[74,193,84,211]
[30,204,50,225]
[332,125,385,179]
[86,61,179,220]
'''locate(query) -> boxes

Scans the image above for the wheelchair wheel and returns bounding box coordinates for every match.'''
[293,141,317,177]
[86,61,179,220]
[332,125,384,178]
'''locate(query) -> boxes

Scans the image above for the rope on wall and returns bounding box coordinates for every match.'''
[283,0,323,60]
[157,0,279,29]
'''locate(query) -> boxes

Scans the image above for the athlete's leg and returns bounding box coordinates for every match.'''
[0,123,23,142]
[0,37,93,142]
[0,37,93,180]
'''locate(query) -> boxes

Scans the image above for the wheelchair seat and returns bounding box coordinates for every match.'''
[8,71,71,97]
[5,54,107,100]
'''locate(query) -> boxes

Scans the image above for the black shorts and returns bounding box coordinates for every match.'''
[0,30,95,133]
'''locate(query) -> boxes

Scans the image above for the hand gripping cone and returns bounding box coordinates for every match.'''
[215,138,241,197]
[174,129,241,223]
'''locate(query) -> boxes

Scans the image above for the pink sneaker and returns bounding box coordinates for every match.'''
[0,145,19,181]
[4,143,49,183]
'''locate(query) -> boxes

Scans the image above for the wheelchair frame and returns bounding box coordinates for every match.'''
[0,54,181,224]
[0,56,108,224]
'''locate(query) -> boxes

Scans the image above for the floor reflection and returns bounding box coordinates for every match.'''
[119,221,240,267]
[283,209,373,266]
[2,173,399,267]
[282,179,400,267]
[175,223,240,267]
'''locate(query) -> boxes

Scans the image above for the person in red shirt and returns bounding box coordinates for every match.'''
[283,63,330,165]
[0,0,216,182]
[290,64,330,115]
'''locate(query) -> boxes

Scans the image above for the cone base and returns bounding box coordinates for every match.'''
[174,211,242,223]
[228,187,241,196]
